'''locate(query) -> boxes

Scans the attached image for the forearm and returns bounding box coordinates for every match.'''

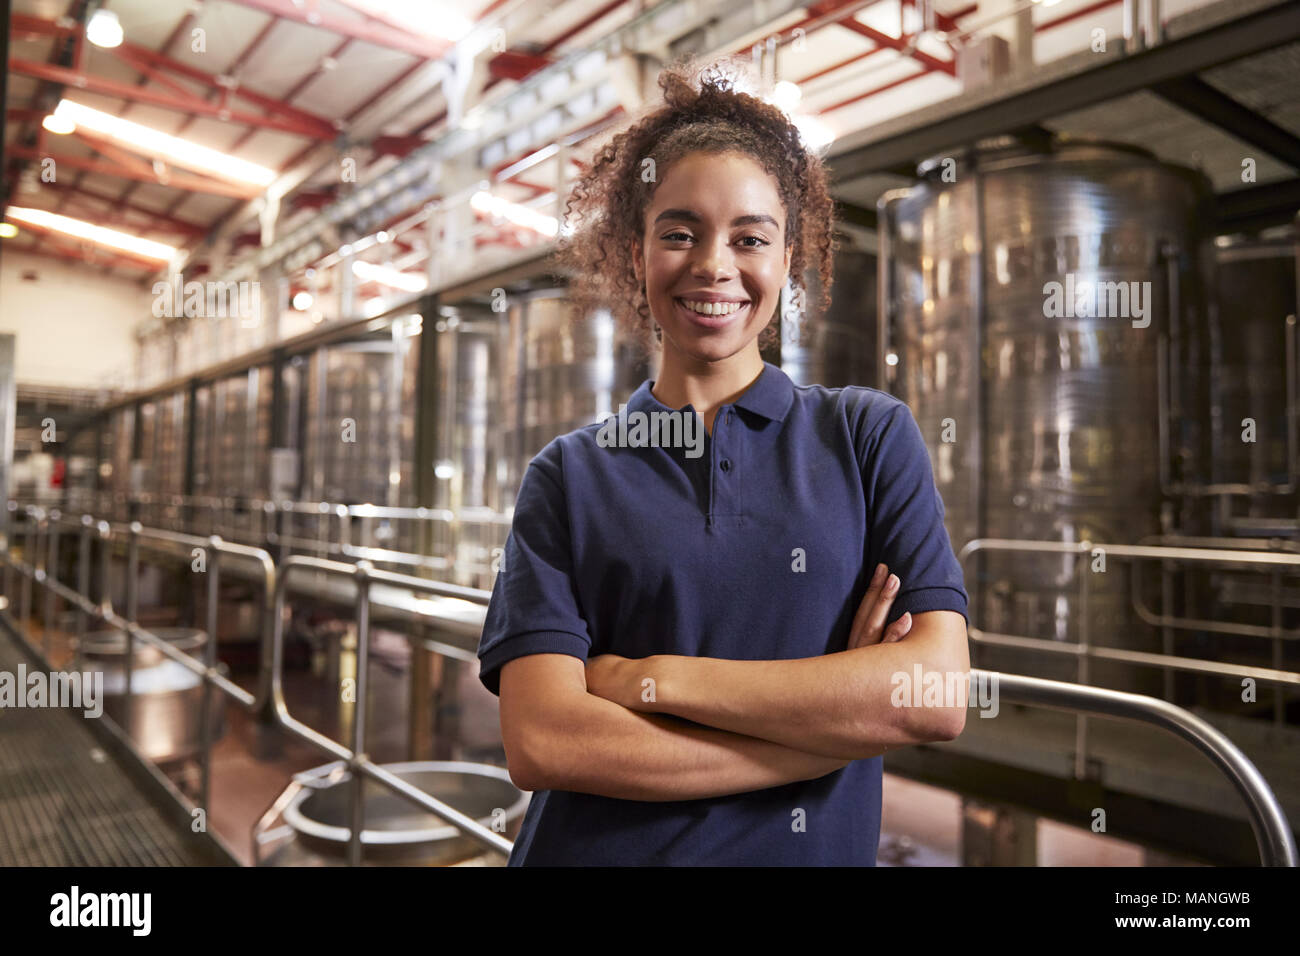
[521,690,853,801]
[644,618,969,759]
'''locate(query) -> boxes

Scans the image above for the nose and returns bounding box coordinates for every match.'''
[691,232,737,283]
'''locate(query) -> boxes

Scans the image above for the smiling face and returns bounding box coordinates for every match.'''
[632,150,792,369]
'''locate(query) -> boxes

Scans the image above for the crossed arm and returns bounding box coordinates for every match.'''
[497,578,970,802]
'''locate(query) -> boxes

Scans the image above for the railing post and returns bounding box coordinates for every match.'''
[95,520,112,624]
[347,560,373,867]
[200,535,222,812]
[3,500,15,611]
[76,515,92,673]
[1075,542,1090,780]
[125,520,141,739]
[44,508,61,660]
[1271,566,1284,728]
[22,508,41,638]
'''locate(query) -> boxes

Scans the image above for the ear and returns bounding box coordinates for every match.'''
[631,236,643,283]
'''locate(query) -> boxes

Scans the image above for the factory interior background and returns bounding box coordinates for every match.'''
[0,0,1297,869]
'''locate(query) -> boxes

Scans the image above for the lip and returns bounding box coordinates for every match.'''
[674,296,750,329]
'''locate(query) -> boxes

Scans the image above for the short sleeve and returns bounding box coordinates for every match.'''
[857,400,969,627]
[476,450,593,696]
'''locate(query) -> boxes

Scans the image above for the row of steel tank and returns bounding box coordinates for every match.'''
[80,135,1296,702]
[58,134,1297,863]
[878,135,1297,699]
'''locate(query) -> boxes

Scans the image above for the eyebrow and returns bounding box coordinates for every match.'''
[653,208,780,230]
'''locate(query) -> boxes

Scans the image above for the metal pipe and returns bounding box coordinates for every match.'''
[1124,0,1142,52]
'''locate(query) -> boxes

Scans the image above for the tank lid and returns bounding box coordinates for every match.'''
[915,132,1159,180]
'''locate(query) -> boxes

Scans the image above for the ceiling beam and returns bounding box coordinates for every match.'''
[8,57,337,139]
[1215,177,1300,233]
[11,14,337,137]
[1152,75,1300,171]
[6,146,262,199]
[828,0,1300,180]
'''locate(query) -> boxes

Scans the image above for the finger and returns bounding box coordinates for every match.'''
[849,563,888,648]
[861,572,901,643]
[883,612,912,643]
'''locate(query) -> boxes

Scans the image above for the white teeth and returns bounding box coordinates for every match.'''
[679,299,745,315]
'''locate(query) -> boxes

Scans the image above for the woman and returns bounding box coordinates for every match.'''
[476,59,970,865]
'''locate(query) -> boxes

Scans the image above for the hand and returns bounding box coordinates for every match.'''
[585,654,654,712]
[847,563,912,650]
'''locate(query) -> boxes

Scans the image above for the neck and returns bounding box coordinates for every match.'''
[651,345,764,433]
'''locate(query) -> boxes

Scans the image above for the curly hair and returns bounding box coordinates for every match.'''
[552,55,837,357]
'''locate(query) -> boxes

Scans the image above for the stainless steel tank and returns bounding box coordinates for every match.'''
[499,291,651,508]
[433,307,508,589]
[80,627,226,763]
[879,135,1215,695]
[1212,231,1299,536]
[782,241,879,388]
[302,334,415,507]
[261,760,528,866]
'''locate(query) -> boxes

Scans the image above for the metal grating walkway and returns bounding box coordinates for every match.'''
[0,626,230,866]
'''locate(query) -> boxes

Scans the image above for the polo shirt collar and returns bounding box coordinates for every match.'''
[627,360,795,423]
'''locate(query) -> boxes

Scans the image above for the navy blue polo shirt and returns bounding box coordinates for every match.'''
[477,360,968,865]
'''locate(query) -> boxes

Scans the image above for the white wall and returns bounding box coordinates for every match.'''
[0,248,143,389]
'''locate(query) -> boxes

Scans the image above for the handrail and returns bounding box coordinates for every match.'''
[4,505,1294,864]
[0,502,508,864]
[267,554,509,864]
[990,670,1296,866]
[955,534,1300,785]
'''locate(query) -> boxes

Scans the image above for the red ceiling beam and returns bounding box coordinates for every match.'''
[33,181,207,237]
[10,240,159,272]
[6,146,262,199]
[371,134,427,159]
[488,50,555,83]
[8,58,336,139]
[5,224,168,271]
[820,60,937,113]
[220,0,451,60]
[827,13,956,76]
[70,126,264,191]
[11,14,337,138]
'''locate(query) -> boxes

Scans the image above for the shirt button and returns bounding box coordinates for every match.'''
[720,459,732,472]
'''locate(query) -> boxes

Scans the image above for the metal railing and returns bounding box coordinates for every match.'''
[957,536,1300,774]
[50,491,513,586]
[991,670,1295,866]
[0,502,510,865]
[1,504,1294,864]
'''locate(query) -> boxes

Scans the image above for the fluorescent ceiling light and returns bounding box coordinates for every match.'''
[5,207,178,260]
[352,260,428,293]
[470,191,558,238]
[42,112,75,135]
[51,99,277,186]
[87,9,124,49]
